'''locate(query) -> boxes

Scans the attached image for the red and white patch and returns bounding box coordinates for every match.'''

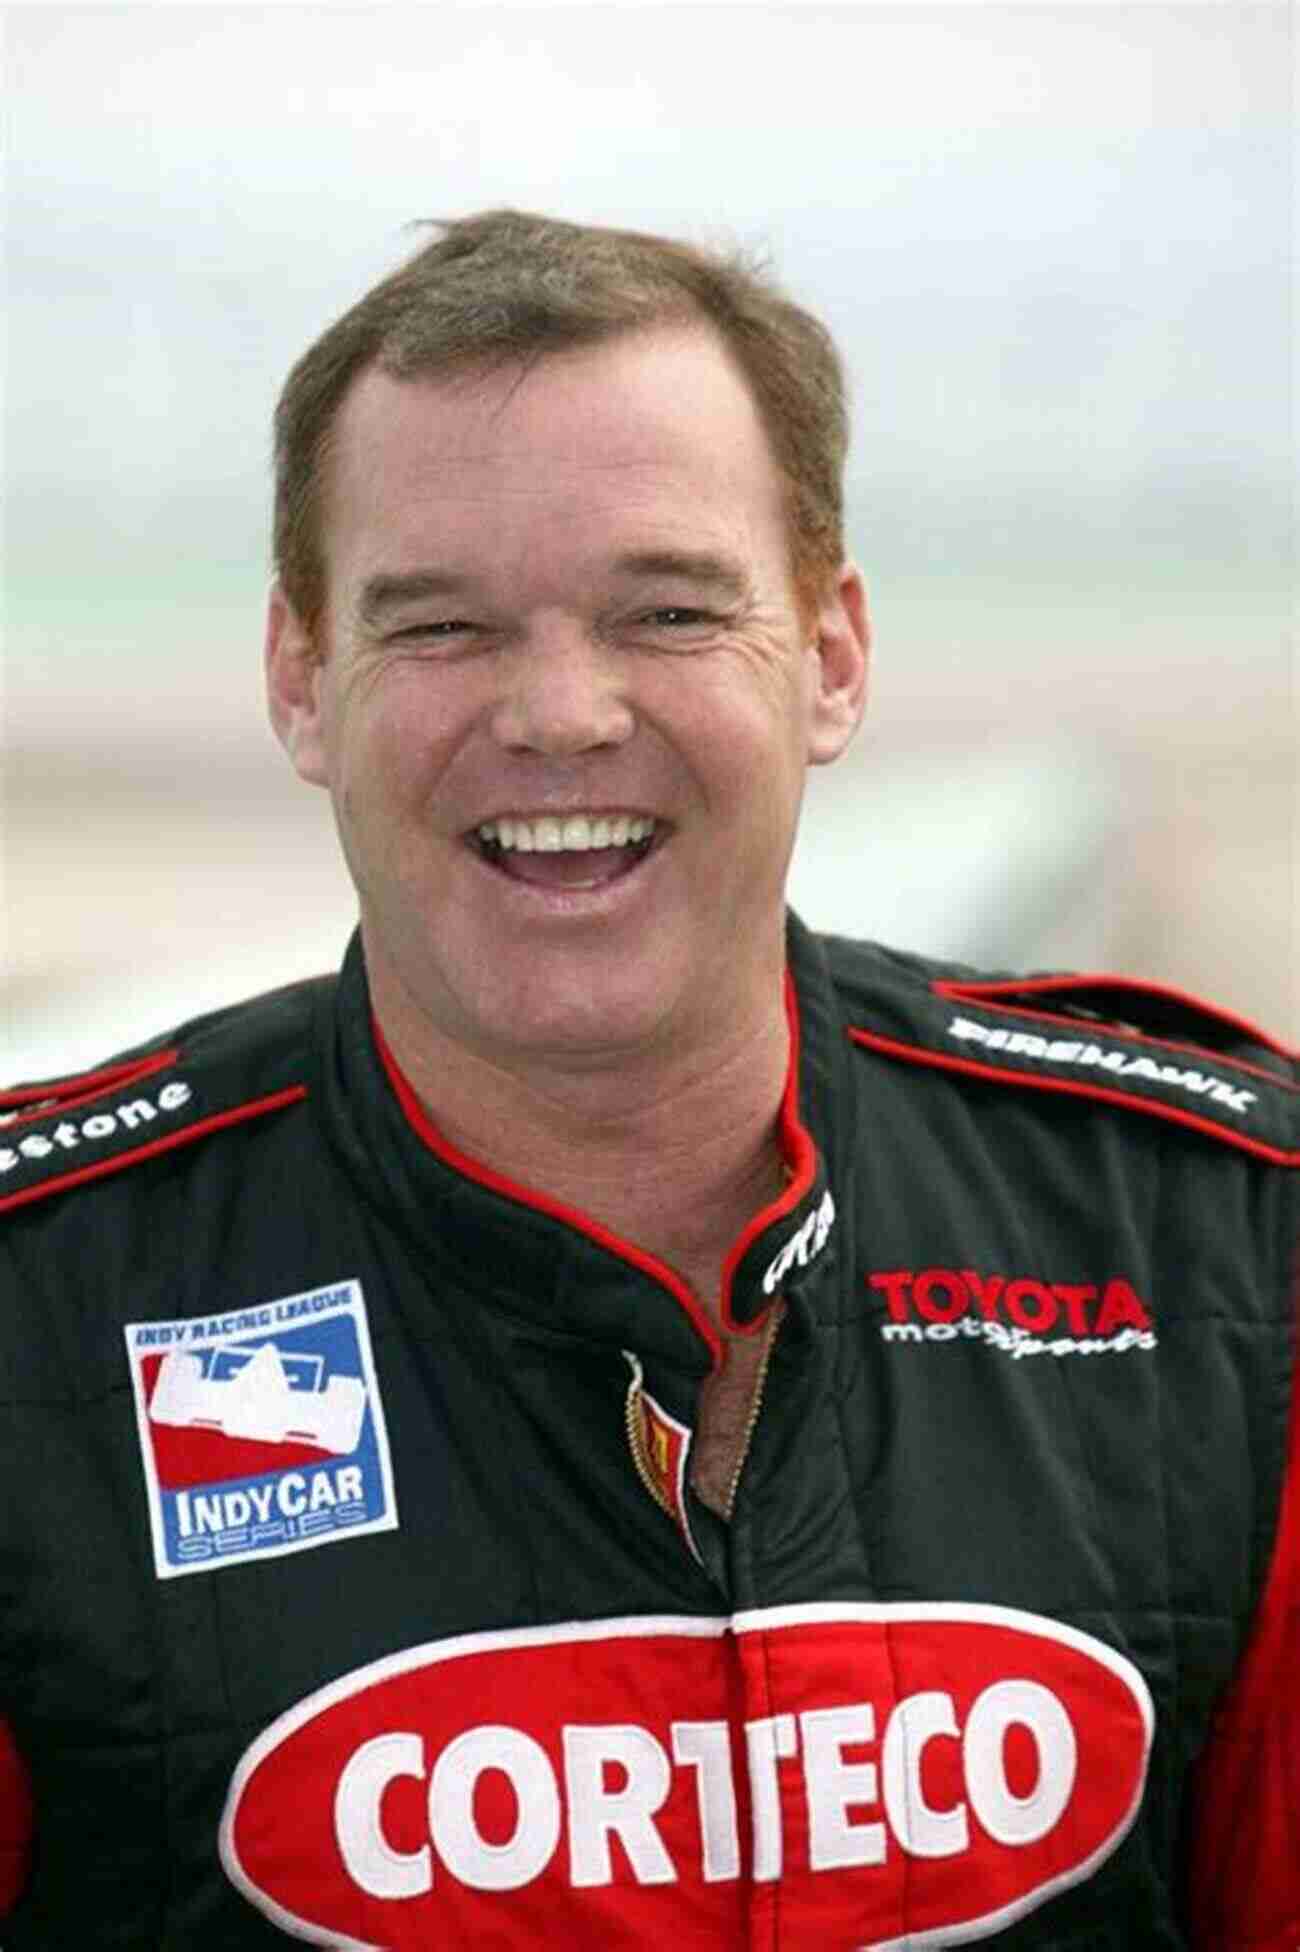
[221,1602,1153,1949]
[623,1351,699,1560]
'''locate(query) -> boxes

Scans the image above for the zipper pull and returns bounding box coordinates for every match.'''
[622,1351,702,1564]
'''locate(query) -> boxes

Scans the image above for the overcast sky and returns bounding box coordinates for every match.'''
[3,2,1294,1063]
[5,3,1293,747]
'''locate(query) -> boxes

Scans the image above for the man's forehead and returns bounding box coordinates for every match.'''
[320,328,789,596]
[330,325,772,475]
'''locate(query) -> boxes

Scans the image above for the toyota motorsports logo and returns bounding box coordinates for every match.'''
[125,1279,397,1579]
[867,1267,1158,1360]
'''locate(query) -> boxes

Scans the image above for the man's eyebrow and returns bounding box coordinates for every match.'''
[356,569,471,626]
[355,552,749,626]
[611,551,748,599]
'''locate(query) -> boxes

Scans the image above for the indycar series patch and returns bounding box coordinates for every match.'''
[125,1279,397,1579]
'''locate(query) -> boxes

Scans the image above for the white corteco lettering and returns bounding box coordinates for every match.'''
[564,1725,676,1887]
[430,1727,560,1891]
[670,1722,740,1882]
[333,1682,1079,1894]
[882,1691,968,1857]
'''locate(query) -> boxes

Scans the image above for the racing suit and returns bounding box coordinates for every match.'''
[0,915,1295,1948]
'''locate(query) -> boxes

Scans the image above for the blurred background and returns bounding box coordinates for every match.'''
[4,1,1294,1080]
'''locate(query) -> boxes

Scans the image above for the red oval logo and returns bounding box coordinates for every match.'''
[220,1602,1153,1948]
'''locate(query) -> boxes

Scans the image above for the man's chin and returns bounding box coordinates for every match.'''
[463,986,690,1075]
[360,894,775,1080]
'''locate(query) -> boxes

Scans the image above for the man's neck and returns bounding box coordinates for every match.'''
[369,967,793,1320]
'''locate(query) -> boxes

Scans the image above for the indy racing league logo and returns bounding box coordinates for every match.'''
[125,1279,397,1579]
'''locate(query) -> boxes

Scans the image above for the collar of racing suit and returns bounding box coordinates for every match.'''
[313,913,851,1380]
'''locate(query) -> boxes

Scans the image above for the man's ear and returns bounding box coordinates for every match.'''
[805,562,870,766]
[265,581,330,786]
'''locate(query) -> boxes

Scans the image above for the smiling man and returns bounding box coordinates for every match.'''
[272,327,864,1084]
[0,212,1295,1949]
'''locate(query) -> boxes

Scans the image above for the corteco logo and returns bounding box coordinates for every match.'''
[762,1189,835,1293]
[221,1603,1153,1950]
[867,1268,1157,1359]
[945,1016,1256,1116]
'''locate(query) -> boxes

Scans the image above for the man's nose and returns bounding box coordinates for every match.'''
[489,625,635,756]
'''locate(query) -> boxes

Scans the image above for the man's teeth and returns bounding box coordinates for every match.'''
[476,815,656,853]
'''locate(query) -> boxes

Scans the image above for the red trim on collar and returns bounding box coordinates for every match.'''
[0,1087,308,1216]
[370,1016,725,1365]
[848,1027,1298,1167]
[717,969,818,1337]
[369,983,814,1367]
[0,1049,181,1127]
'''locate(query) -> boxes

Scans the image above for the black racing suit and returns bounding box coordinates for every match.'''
[0,916,1295,1948]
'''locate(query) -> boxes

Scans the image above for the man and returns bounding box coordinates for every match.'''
[0,211,1295,1948]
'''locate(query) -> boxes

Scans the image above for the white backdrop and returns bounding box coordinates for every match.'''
[4,2,1294,1076]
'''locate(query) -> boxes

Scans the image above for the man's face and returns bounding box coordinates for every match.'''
[267,324,867,1070]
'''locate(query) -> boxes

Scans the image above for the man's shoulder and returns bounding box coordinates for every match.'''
[0,972,333,1219]
[814,929,1297,1168]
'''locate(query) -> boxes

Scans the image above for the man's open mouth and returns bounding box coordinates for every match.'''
[470,814,661,888]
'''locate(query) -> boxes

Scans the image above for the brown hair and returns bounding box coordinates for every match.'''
[273,209,849,634]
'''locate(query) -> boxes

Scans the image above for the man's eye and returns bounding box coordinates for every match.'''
[642,608,716,627]
[391,620,474,640]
